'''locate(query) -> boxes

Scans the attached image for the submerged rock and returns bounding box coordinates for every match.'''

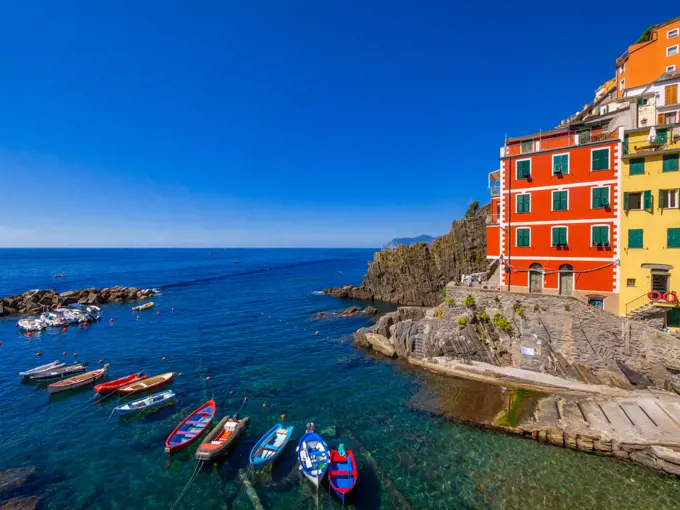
[0,496,40,510]
[0,466,36,493]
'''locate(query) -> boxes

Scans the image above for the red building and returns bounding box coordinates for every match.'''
[486,119,624,313]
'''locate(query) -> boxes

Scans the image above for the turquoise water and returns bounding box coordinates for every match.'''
[1,249,680,509]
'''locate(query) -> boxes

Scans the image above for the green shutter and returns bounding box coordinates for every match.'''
[517,194,530,213]
[517,229,530,247]
[593,187,609,208]
[592,148,609,171]
[657,129,668,145]
[593,227,601,245]
[628,229,643,249]
[553,191,567,211]
[660,190,666,209]
[624,192,630,211]
[517,160,531,179]
[669,228,680,248]
[553,155,568,174]
[663,154,679,172]
[643,190,653,210]
[593,226,609,245]
[552,227,567,246]
[624,135,629,155]
[668,309,680,328]
[630,158,645,175]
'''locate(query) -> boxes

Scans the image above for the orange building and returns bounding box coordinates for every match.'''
[487,117,624,313]
[617,18,680,97]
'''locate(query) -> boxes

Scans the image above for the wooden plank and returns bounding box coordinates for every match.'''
[619,403,657,436]
[579,401,611,432]
[599,401,637,436]
[639,400,680,437]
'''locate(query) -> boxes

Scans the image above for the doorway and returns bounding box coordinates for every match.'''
[559,264,574,296]
[529,263,543,293]
[652,273,670,293]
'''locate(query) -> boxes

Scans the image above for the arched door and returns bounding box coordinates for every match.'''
[529,263,543,293]
[559,264,574,296]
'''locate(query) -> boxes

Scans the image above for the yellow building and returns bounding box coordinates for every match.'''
[620,123,680,330]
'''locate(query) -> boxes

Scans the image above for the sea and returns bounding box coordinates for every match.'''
[1,248,680,509]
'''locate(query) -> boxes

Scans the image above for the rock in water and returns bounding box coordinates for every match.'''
[339,306,363,317]
[325,204,490,306]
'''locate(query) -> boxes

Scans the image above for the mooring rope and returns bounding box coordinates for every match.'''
[231,464,253,510]
[169,460,203,510]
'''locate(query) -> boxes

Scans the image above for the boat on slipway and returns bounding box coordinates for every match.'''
[296,423,329,487]
[165,399,216,454]
[48,364,109,394]
[118,372,174,396]
[114,390,176,415]
[19,361,65,379]
[250,423,294,469]
[95,373,146,394]
[29,363,89,382]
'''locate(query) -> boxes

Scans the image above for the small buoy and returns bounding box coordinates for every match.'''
[172,308,175,312]
[162,356,167,361]
[83,322,88,327]
[27,332,33,338]
[73,353,78,357]
[35,352,41,357]
[262,403,267,407]
[315,331,319,336]
[229,391,234,395]
[178,372,182,376]
[157,312,160,316]
[244,397,248,401]
[136,316,140,320]
[99,359,104,364]
[281,413,286,420]
[63,351,67,356]
[206,376,211,381]
[62,327,68,332]
[0,341,2,347]
[109,318,114,323]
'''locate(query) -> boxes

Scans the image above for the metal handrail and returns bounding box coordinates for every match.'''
[625,293,652,314]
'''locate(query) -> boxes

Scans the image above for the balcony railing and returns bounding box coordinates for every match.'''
[485,214,500,225]
[505,128,619,157]
[624,126,680,155]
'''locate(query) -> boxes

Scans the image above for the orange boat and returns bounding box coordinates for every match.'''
[118,372,174,396]
[95,372,147,394]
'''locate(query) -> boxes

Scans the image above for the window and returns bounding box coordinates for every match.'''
[552,227,568,247]
[668,45,679,57]
[660,189,679,209]
[669,28,679,39]
[627,278,636,287]
[579,129,591,144]
[630,157,645,175]
[666,84,678,105]
[516,159,531,179]
[668,228,680,248]
[628,229,644,249]
[669,65,677,73]
[592,226,610,246]
[592,187,610,208]
[664,112,678,125]
[552,190,568,211]
[516,193,531,213]
[520,141,533,154]
[591,148,609,171]
[552,154,569,175]
[624,192,643,210]
[663,154,679,172]
[516,228,530,247]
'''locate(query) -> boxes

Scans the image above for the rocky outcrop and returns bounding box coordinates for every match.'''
[0,287,156,317]
[325,204,489,306]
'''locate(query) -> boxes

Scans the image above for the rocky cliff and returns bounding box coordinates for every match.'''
[326,204,490,306]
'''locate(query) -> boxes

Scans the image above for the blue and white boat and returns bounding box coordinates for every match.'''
[114,390,176,415]
[249,423,294,469]
[296,423,329,487]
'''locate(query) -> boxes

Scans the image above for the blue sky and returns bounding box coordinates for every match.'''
[0,1,676,247]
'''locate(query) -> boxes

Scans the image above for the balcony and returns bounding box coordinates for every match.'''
[624,125,680,156]
[488,170,501,197]
[505,128,619,157]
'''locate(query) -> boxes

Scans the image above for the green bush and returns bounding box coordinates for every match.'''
[465,200,480,219]
[456,316,468,327]
[533,303,542,312]
[492,313,512,334]
[513,303,526,317]
[440,288,447,298]
[445,298,454,306]
[477,311,489,323]
[464,295,476,307]
[435,307,444,320]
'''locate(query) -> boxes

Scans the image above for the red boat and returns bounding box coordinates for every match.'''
[95,372,147,394]
[165,400,216,455]
[328,448,358,502]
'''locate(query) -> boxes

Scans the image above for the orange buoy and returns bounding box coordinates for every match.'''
[244,397,248,401]
[314,331,319,336]
[229,391,234,395]
[62,327,68,332]
[99,359,104,364]
[73,353,78,357]
[27,332,33,338]
[162,356,167,361]
[0,341,2,346]
[109,318,114,323]
[63,352,67,356]
[172,308,175,312]
[157,312,160,316]
[281,413,286,420]
[262,402,267,407]
[206,376,211,381]
[83,322,88,327]
[35,352,41,357]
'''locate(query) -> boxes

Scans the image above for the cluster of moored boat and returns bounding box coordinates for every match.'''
[19,360,358,501]
[17,304,102,332]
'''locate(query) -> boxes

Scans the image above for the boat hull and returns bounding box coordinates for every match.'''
[20,361,65,378]
[115,390,176,415]
[118,372,174,396]
[29,363,89,382]
[165,399,216,455]
[95,373,146,394]
[196,416,250,461]
[48,365,109,394]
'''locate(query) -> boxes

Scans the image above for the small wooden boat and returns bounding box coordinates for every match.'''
[132,301,154,312]
[20,360,65,378]
[48,364,109,394]
[118,372,174,396]
[165,399,216,454]
[196,415,250,461]
[328,446,358,502]
[29,362,89,382]
[114,390,176,415]
[296,424,329,487]
[95,372,147,394]
[250,424,294,469]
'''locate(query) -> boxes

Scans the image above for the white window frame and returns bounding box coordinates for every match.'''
[590,147,610,171]
[590,185,611,209]
[668,45,679,57]
[515,192,531,214]
[551,225,569,247]
[552,152,570,175]
[628,191,644,211]
[661,189,679,209]
[668,65,677,72]
[551,189,570,211]
[515,158,531,180]
[591,224,611,247]
[515,227,531,248]
[669,28,679,39]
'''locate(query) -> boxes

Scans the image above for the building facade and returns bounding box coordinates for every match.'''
[617,19,680,97]
[486,120,623,313]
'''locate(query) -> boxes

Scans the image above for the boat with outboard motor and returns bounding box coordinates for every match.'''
[17,317,47,332]
[20,360,66,378]
[29,362,89,382]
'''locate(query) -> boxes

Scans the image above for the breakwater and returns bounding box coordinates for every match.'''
[0,286,156,317]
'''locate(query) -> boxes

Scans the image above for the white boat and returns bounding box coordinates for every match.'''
[19,360,66,378]
[47,364,109,394]
[114,390,176,415]
[17,318,47,332]
[40,312,68,327]
[54,308,81,324]
[68,304,101,321]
